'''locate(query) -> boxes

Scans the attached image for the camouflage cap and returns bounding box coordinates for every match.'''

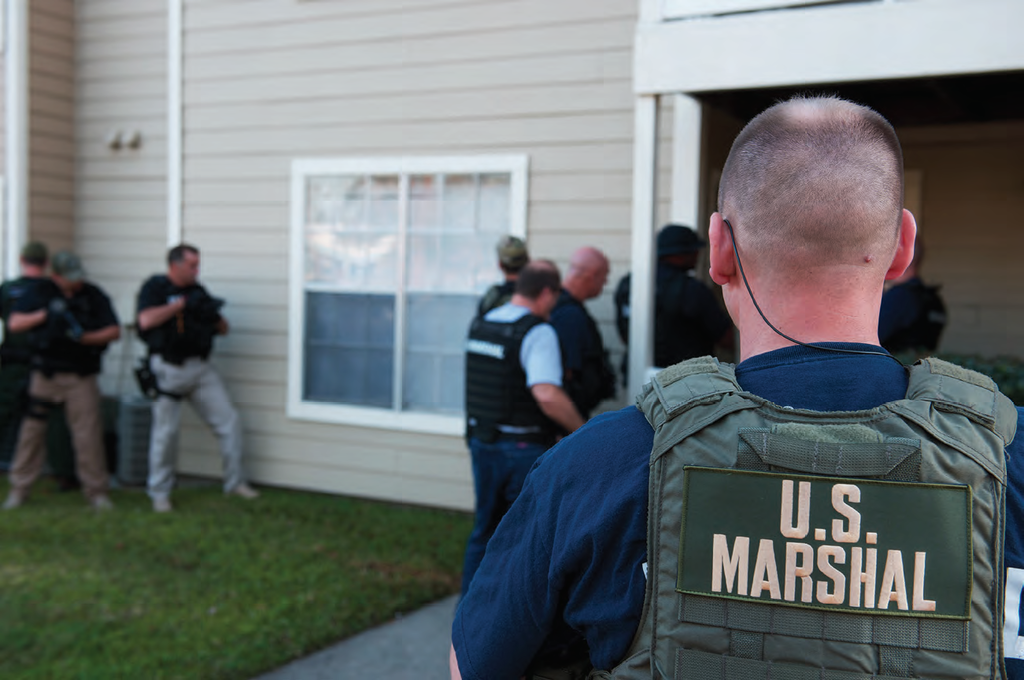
[19,241,48,264]
[51,251,85,282]
[497,235,529,269]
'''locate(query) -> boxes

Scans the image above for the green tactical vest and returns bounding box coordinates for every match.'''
[596,357,1017,680]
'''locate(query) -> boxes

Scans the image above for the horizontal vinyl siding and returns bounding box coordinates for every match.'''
[902,122,1024,358]
[75,0,169,396]
[177,0,647,510]
[29,1,75,252]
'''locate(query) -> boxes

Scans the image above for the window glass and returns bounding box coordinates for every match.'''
[293,157,526,428]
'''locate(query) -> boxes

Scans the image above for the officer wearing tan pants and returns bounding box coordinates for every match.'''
[3,251,119,510]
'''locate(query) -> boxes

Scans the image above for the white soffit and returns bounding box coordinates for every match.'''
[635,0,1024,94]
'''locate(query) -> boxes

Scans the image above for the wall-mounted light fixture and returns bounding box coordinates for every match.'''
[106,129,143,151]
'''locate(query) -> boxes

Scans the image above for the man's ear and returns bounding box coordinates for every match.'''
[884,209,917,281]
[708,213,735,286]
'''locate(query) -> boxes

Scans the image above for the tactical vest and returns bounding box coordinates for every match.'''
[478,281,516,318]
[0,276,37,365]
[31,282,110,376]
[552,292,615,418]
[138,275,221,362]
[465,313,553,443]
[599,357,1017,680]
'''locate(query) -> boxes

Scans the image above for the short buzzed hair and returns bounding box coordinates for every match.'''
[718,96,904,265]
[515,260,561,299]
[167,243,200,265]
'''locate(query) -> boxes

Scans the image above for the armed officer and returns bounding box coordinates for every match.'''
[0,242,49,468]
[463,259,584,596]
[3,251,119,510]
[451,96,1023,679]
[136,244,258,513]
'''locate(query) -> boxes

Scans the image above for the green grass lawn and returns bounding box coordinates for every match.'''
[0,477,472,679]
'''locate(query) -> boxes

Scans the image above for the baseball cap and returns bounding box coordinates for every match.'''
[19,241,48,264]
[497,235,529,269]
[51,251,85,282]
[657,224,706,257]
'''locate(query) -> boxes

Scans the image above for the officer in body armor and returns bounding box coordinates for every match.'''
[879,238,947,355]
[0,242,49,469]
[614,224,734,383]
[136,244,258,513]
[462,259,584,596]
[549,247,616,421]
[3,251,119,510]
[451,97,1024,679]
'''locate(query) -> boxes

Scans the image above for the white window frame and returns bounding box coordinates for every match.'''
[288,154,529,435]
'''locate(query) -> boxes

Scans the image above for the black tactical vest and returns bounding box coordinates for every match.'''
[465,313,553,444]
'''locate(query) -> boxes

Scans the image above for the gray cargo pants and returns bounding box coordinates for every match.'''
[147,355,245,500]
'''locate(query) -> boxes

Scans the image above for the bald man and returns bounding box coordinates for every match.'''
[548,247,616,421]
[451,96,1022,680]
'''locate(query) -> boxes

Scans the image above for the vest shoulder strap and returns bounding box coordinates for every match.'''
[902,357,1017,445]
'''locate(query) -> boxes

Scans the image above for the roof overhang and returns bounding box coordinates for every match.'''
[635,0,1024,95]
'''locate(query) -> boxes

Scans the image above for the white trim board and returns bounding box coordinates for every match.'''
[635,0,1024,95]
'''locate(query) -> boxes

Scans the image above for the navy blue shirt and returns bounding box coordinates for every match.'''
[452,345,1024,679]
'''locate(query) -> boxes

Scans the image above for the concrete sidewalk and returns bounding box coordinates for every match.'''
[254,594,457,680]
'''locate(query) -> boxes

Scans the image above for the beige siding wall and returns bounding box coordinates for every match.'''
[76,1,169,395]
[0,53,6,179]
[174,0,649,510]
[30,1,75,252]
[902,122,1024,358]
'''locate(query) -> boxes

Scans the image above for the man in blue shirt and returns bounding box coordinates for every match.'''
[451,96,1023,679]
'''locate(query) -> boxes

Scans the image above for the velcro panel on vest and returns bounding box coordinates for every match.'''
[907,358,1017,447]
[675,648,915,680]
[641,357,739,424]
[678,585,969,652]
[738,428,920,478]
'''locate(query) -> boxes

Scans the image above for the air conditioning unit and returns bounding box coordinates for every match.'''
[117,395,153,486]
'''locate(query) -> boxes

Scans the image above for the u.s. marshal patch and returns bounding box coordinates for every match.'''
[677,467,972,619]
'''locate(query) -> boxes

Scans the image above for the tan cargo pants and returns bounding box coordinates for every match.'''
[7,371,109,501]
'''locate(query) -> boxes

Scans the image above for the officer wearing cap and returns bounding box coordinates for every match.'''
[0,242,49,468]
[136,244,258,513]
[614,224,734,380]
[3,250,119,510]
[477,235,530,317]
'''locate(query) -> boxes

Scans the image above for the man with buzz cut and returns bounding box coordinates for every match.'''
[451,96,1023,679]
[462,258,584,597]
[137,244,258,513]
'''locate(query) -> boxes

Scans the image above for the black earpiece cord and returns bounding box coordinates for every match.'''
[721,217,905,368]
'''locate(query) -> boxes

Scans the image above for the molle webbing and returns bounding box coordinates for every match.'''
[678,595,969,652]
[610,356,1013,680]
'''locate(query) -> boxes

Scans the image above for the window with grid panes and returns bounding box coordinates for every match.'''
[289,156,528,433]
